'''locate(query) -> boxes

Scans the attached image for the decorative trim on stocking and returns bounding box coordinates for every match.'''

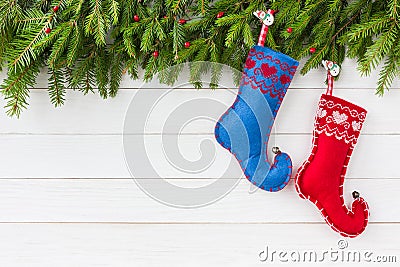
[241,47,298,109]
[315,94,367,147]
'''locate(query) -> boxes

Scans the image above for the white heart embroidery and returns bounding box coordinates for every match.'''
[332,111,348,124]
[352,121,361,131]
[316,108,327,118]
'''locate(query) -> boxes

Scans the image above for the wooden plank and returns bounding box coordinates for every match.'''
[0,89,399,135]
[0,134,396,179]
[0,178,395,222]
[116,58,398,89]
[1,58,399,89]
[0,223,397,266]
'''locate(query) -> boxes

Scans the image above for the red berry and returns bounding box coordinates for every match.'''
[163,15,168,19]
[184,42,191,48]
[153,51,159,58]
[309,47,316,53]
[134,15,140,22]
[45,28,51,34]
[216,11,225,18]
[178,19,186,25]
[287,27,293,33]
[52,5,59,12]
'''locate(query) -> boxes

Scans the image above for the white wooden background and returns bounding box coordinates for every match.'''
[1,59,400,266]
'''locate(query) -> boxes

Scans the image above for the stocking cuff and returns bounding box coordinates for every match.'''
[315,94,367,146]
[241,46,299,102]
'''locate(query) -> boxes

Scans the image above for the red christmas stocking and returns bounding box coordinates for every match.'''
[295,70,369,238]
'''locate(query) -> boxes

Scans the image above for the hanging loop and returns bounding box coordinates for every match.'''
[322,60,341,95]
[253,10,278,47]
[326,71,333,95]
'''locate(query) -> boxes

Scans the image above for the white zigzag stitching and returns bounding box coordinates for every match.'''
[316,99,366,146]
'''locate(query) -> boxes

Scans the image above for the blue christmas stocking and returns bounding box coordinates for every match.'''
[215,46,298,191]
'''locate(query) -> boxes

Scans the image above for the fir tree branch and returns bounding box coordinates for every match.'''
[358,22,397,75]
[48,68,66,107]
[376,54,398,96]
[85,0,109,46]
[2,60,41,117]
[11,13,53,70]
[2,0,400,117]
[109,53,124,97]
[107,0,120,25]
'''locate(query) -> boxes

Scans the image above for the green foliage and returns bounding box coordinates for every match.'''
[0,0,400,117]
[48,67,66,107]
[2,59,42,117]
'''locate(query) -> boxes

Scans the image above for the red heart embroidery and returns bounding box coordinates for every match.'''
[261,63,277,77]
[280,74,291,84]
[245,58,256,69]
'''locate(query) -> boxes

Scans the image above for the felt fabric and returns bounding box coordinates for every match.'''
[295,93,369,237]
[215,45,298,191]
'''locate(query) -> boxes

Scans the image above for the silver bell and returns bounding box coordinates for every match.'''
[272,147,281,154]
[352,191,360,199]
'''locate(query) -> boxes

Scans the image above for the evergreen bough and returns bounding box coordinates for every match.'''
[0,0,399,117]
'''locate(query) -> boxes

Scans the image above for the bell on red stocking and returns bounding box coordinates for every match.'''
[295,63,369,238]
